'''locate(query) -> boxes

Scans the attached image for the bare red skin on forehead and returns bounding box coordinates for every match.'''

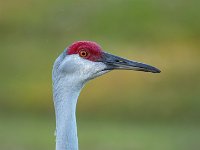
[67,41,103,61]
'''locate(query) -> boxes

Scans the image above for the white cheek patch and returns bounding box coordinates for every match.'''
[59,54,107,80]
[59,56,78,73]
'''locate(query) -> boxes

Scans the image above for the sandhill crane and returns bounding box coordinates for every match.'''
[52,41,160,150]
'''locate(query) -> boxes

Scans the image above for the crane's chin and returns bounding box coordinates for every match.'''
[93,70,111,78]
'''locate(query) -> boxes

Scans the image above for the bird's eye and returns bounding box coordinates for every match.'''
[79,50,89,58]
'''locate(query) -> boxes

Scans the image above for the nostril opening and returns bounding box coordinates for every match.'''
[115,60,126,63]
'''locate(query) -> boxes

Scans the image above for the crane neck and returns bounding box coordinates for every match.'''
[53,57,84,150]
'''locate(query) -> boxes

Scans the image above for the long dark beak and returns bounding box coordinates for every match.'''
[100,52,161,73]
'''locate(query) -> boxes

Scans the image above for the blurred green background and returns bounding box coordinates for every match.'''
[0,0,200,150]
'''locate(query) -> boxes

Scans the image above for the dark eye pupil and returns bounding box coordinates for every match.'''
[80,50,88,57]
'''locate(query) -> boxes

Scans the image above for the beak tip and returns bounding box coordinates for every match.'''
[153,68,161,73]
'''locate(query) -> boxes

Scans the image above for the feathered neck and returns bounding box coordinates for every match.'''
[52,53,83,150]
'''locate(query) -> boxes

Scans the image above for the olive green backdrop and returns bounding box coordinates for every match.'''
[0,0,200,150]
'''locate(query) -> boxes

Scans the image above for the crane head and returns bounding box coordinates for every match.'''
[57,41,160,82]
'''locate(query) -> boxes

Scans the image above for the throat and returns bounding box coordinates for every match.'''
[53,77,84,150]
